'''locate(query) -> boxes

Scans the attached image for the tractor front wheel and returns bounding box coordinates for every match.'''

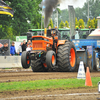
[46,50,56,69]
[21,51,31,69]
[31,59,47,72]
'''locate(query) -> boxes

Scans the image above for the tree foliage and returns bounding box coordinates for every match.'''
[58,0,100,26]
[59,21,65,28]
[75,17,79,27]
[78,19,85,29]
[75,0,100,23]
[87,18,91,28]
[65,20,69,28]
[1,0,100,40]
[58,9,69,26]
[95,19,98,28]
[87,18,96,28]
[48,19,53,28]
[0,0,42,40]
[91,20,95,28]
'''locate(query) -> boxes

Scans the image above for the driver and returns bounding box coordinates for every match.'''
[51,30,57,51]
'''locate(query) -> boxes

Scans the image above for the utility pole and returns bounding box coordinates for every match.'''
[54,9,58,28]
[41,8,43,34]
[40,0,45,35]
[57,10,58,28]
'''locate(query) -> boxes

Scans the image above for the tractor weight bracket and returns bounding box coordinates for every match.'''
[30,51,46,60]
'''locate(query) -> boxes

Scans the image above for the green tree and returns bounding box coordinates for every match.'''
[95,19,98,28]
[78,19,85,29]
[93,18,96,28]
[87,18,91,28]
[0,0,42,40]
[75,17,79,28]
[87,18,95,28]
[58,9,69,26]
[91,19,95,28]
[89,0,100,19]
[58,0,100,27]
[59,21,65,28]
[75,0,100,23]
[65,20,69,28]
[48,19,53,28]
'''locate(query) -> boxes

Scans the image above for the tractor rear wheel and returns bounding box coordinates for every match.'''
[21,51,31,69]
[57,42,77,72]
[31,59,47,72]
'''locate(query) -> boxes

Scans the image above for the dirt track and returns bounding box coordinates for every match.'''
[0,69,100,99]
[0,69,100,82]
[0,88,100,100]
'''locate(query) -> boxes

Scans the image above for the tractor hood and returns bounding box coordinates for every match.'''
[32,35,52,41]
[87,29,100,39]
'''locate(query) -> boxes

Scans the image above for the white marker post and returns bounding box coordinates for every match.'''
[77,61,86,79]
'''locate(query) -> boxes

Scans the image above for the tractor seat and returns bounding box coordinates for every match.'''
[47,30,52,37]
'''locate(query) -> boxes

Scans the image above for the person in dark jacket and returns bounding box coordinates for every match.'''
[22,40,27,52]
[10,42,16,56]
[1,43,8,55]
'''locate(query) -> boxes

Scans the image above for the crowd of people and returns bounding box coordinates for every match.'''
[0,40,32,56]
[12,40,32,56]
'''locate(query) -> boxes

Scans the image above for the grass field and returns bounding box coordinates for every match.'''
[0,77,100,92]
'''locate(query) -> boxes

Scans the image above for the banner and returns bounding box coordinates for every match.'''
[16,36,27,42]
[0,0,14,17]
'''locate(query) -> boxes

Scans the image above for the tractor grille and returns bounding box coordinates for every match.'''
[33,43,42,48]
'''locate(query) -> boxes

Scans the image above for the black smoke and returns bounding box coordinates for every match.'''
[43,0,61,28]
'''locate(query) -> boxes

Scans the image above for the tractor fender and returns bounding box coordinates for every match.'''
[57,40,66,46]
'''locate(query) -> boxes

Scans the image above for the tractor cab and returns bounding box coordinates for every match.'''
[47,28,59,36]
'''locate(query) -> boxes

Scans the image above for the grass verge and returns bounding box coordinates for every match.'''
[0,77,100,92]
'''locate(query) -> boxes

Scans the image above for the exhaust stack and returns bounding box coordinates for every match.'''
[44,28,47,37]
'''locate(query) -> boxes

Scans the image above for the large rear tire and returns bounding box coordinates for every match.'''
[21,51,31,69]
[57,42,77,72]
[31,59,47,72]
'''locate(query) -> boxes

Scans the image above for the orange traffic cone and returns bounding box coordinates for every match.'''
[85,67,92,86]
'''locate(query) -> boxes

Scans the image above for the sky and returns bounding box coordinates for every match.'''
[59,0,87,10]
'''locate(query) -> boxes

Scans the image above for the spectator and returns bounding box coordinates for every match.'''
[49,26,51,29]
[1,43,8,55]
[10,42,16,56]
[27,40,32,47]
[17,42,23,56]
[22,40,27,52]
[26,40,32,51]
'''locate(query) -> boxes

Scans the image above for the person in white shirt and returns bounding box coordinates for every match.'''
[17,42,23,56]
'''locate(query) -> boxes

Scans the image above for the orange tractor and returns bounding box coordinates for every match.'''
[21,28,77,72]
